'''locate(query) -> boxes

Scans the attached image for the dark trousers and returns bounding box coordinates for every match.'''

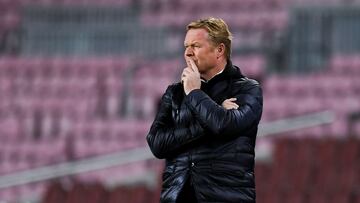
[176,178,198,203]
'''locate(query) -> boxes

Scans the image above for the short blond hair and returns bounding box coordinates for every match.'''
[187,17,233,60]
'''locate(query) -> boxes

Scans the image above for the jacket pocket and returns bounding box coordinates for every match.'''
[211,161,246,177]
[208,161,254,187]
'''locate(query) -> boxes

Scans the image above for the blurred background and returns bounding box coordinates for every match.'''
[0,0,360,202]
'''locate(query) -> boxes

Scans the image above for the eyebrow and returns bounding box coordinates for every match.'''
[184,42,200,47]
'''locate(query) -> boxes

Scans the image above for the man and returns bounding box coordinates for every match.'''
[147,17,263,203]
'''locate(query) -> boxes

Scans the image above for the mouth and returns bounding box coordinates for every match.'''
[185,57,198,67]
[186,57,196,62]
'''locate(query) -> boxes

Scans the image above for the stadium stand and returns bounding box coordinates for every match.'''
[0,0,359,202]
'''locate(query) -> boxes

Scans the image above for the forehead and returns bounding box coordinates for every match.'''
[184,28,210,44]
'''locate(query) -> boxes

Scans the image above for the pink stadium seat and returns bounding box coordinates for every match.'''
[0,189,15,202]
[232,55,266,79]
[0,10,20,29]
[1,0,360,201]
[257,138,360,203]
[0,117,21,141]
[330,55,360,75]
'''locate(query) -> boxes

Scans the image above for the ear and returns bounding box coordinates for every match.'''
[217,43,225,58]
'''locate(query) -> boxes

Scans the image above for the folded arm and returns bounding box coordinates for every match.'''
[146,85,205,159]
[184,81,263,137]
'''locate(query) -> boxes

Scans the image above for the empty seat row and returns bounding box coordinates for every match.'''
[256,138,360,203]
[264,74,360,97]
[0,57,130,79]
[141,9,288,31]
[43,180,159,203]
[328,55,360,75]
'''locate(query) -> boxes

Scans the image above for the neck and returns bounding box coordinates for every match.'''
[201,59,227,81]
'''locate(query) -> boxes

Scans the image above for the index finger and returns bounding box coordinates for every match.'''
[185,58,191,68]
[188,58,199,73]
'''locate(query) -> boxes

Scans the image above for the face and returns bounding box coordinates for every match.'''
[184,28,218,75]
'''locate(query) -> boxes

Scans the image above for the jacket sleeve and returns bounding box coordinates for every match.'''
[146,85,205,159]
[184,80,262,137]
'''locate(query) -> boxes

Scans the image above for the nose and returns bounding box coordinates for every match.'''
[185,47,194,57]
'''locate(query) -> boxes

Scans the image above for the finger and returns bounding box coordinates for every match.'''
[185,57,192,68]
[228,101,239,107]
[181,74,187,84]
[222,100,237,106]
[188,58,199,73]
[224,98,236,103]
[226,105,239,109]
[181,67,189,76]
[228,102,239,107]
[224,105,237,110]
[223,98,236,103]
[181,68,186,81]
[181,68,192,78]
[183,68,192,74]
[186,59,192,68]
[225,102,239,108]
[182,69,192,80]
[181,73,187,81]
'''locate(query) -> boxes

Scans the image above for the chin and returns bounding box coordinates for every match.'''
[197,68,205,74]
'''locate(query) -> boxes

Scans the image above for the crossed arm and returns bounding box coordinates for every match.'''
[146,84,262,159]
[146,86,205,159]
[147,58,262,159]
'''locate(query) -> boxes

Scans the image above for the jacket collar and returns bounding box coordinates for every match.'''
[201,60,244,85]
[200,68,225,83]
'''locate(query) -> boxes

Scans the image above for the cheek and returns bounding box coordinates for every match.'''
[195,50,206,60]
[197,51,214,63]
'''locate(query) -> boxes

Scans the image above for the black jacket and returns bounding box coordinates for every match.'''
[147,61,263,203]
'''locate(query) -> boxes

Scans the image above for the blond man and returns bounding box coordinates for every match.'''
[147,17,263,203]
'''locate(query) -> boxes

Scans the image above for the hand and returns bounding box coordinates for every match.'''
[222,98,239,110]
[181,58,201,95]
